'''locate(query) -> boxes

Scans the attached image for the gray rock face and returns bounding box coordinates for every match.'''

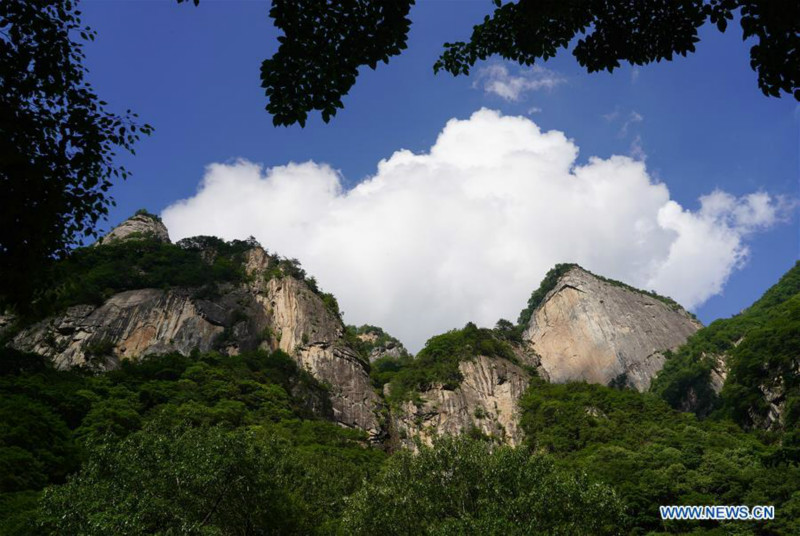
[391,355,531,450]
[366,342,408,363]
[351,328,410,363]
[255,274,383,439]
[95,213,170,246]
[12,289,225,369]
[11,245,384,439]
[523,266,702,391]
[0,313,15,339]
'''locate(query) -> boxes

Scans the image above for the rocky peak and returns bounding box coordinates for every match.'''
[95,211,170,246]
[523,265,701,391]
[390,342,536,451]
[349,325,411,363]
[13,222,384,440]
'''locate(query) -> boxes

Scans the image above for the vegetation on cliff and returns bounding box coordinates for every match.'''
[0,347,382,535]
[377,322,519,405]
[340,436,624,535]
[344,325,409,360]
[4,343,799,534]
[520,379,800,534]
[517,263,688,329]
[2,241,799,535]
[652,262,800,433]
[11,231,347,332]
[21,236,254,320]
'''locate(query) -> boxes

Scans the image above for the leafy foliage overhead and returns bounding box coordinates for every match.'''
[261,0,414,127]
[182,0,799,126]
[0,0,152,307]
[178,0,415,127]
[434,0,800,103]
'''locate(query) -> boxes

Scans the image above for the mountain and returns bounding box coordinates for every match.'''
[9,214,384,440]
[93,210,171,246]
[381,264,701,448]
[652,261,800,431]
[4,213,800,534]
[346,325,410,363]
[5,214,708,448]
[520,264,702,391]
[381,323,536,449]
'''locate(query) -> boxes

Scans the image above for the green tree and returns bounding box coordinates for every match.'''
[519,379,800,533]
[182,0,799,126]
[651,261,800,434]
[340,436,625,535]
[0,395,78,493]
[38,423,302,535]
[0,0,152,308]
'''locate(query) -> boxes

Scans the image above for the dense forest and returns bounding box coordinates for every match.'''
[652,261,800,434]
[2,1,798,533]
[1,232,798,534]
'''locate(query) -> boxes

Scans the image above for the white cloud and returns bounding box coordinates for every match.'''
[698,190,787,231]
[620,111,644,137]
[162,109,787,352]
[602,108,620,122]
[604,108,644,137]
[629,135,646,161]
[474,64,565,101]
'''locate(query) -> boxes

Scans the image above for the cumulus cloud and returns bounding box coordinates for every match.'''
[474,64,565,101]
[162,109,787,352]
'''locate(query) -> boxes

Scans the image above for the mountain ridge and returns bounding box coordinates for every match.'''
[3,212,787,446]
[3,212,800,534]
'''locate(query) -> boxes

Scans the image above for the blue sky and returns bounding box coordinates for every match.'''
[80,1,798,349]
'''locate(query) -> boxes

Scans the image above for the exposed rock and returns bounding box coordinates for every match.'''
[260,277,344,352]
[257,276,383,438]
[751,382,786,430]
[11,242,384,440]
[0,313,15,339]
[392,355,530,450]
[523,266,701,391]
[708,353,729,394]
[296,344,384,439]
[13,289,228,369]
[366,341,408,363]
[351,326,411,363]
[94,213,170,246]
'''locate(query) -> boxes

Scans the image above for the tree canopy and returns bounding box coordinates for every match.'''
[0,0,152,308]
[183,0,800,127]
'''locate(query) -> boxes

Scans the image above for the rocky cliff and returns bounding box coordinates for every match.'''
[94,211,170,245]
[350,325,410,363]
[8,215,717,449]
[651,262,800,431]
[391,353,531,450]
[522,266,701,391]
[11,217,384,440]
